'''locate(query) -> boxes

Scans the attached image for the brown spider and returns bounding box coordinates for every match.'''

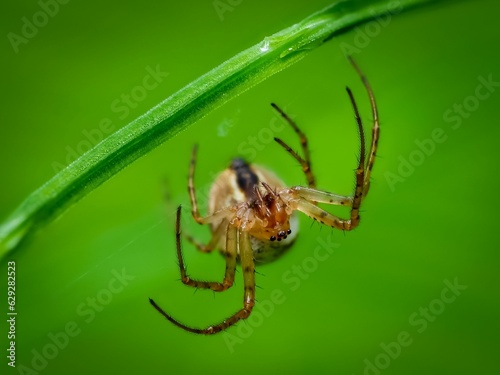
[149,56,380,335]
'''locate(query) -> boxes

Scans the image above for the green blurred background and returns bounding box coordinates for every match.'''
[1,0,499,374]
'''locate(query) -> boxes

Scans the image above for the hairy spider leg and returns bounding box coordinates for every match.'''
[188,144,204,224]
[179,206,236,291]
[345,86,366,226]
[271,103,316,188]
[348,55,380,196]
[290,186,353,206]
[149,206,256,335]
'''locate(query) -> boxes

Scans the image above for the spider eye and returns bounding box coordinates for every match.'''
[278,230,286,237]
[287,229,292,234]
[270,236,276,241]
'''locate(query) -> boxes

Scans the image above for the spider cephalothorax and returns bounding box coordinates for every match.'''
[248,182,295,242]
[149,57,380,335]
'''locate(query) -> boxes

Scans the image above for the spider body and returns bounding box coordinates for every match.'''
[208,158,299,262]
[149,57,380,335]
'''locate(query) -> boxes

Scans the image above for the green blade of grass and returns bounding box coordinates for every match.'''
[0,0,445,259]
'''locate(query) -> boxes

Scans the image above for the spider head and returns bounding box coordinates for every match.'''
[250,183,293,242]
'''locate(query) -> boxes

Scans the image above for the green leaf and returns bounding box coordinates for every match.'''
[0,0,447,260]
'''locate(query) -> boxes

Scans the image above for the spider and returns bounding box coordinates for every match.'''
[149,56,380,335]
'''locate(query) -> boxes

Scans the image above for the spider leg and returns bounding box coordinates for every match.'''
[295,197,359,230]
[290,186,353,207]
[188,144,206,224]
[271,103,316,188]
[185,219,228,253]
[160,179,216,255]
[348,56,380,196]
[345,85,366,226]
[149,226,255,335]
[176,206,237,291]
